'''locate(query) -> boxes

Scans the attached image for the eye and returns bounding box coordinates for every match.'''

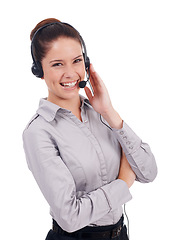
[52,62,63,67]
[73,58,83,64]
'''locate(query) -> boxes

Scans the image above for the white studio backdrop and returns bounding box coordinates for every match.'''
[0,0,173,239]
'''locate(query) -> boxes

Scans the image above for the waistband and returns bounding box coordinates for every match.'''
[52,215,124,239]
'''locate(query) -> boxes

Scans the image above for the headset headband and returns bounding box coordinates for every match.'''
[31,22,90,78]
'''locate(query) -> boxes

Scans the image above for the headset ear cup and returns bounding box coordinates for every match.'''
[31,61,44,78]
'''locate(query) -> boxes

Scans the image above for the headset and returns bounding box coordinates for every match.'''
[31,21,91,89]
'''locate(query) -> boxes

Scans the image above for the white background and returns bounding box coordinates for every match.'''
[1,0,174,239]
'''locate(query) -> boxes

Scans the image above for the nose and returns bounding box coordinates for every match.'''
[63,64,76,79]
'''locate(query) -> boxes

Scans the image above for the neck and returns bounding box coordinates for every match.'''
[47,93,82,114]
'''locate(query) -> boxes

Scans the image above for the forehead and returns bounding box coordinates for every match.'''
[46,37,82,59]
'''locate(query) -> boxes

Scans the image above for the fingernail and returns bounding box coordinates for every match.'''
[90,64,95,72]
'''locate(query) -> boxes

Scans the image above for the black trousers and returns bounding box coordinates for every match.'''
[45,217,129,240]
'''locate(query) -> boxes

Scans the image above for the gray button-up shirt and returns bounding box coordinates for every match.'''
[22,95,157,232]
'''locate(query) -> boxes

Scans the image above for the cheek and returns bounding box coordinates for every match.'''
[45,69,62,82]
[43,71,59,90]
[81,69,86,79]
[79,65,86,79]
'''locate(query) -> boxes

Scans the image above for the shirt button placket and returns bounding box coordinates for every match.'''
[119,131,124,135]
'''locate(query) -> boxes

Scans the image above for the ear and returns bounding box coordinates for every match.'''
[41,74,45,79]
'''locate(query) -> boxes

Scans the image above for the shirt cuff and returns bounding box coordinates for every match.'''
[100,179,132,211]
[112,121,142,155]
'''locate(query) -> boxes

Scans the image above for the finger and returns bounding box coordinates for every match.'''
[90,66,98,88]
[90,64,102,84]
[89,75,96,94]
[88,68,100,93]
[90,64,104,89]
[84,86,93,102]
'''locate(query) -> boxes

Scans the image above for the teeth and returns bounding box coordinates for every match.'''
[61,81,77,88]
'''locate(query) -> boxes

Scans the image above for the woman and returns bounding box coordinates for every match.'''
[23,18,157,240]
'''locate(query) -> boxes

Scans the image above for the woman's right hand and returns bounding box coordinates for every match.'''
[118,149,136,188]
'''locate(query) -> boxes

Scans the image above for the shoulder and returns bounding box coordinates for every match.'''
[22,114,57,157]
[24,113,40,130]
[22,112,50,143]
[23,112,43,132]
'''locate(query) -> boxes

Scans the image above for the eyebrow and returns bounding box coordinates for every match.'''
[49,55,83,64]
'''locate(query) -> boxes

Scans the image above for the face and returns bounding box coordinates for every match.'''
[41,37,86,103]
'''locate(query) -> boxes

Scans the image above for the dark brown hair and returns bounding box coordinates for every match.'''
[30,18,82,62]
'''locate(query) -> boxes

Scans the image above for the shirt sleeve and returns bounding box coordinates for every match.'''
[22,125,132,233]
[112,121,158,183]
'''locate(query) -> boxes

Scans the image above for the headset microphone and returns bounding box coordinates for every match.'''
[79,80,87,88]
[78,62,94,95]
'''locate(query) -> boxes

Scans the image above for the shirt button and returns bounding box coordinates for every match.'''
[84,120,88,123]
[129,146,134,149]
[126,141,131,145]
[123,136,127,140]
[120,131,124,135]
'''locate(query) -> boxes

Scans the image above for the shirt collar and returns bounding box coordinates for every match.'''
[36,94,92,122]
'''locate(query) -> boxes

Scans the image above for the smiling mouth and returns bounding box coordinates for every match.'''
[60,80,79,88]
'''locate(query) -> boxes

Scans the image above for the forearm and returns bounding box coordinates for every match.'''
[101,107,123,130]
[112,122,158,183]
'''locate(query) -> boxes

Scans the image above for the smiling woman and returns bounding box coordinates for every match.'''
[23,18,157,240]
